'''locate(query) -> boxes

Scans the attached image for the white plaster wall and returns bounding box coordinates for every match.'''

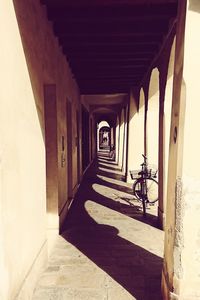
[0,2,46,299]
[180,4,200,297]
[128,89,144,181]
[0,0,80,299]
[119,110,125,169]
[147,68,159,167]
[163,39,175,213]
[115,117,120,164]
[162,3,200,299]
[122,106,128,173]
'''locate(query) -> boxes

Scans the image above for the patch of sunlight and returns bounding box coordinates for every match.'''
[96,174,129,187]
[84,200,164,258]
[92,183,131,202]
[98,166,121,175]
[98,161,117,168]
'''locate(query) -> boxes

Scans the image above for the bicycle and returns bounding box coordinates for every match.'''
[130,154,158,216]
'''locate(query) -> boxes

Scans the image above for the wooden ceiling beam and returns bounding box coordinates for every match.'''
[59,34,163,45]
[46,4,177,21]
[76,72,143,78]
[66,52,155,61]
[74,74,145,80]
[61,41,159,49]
[40,0,178,95]
[80,88,131,95]
[79,82,138,87]
[69,58,150,64]
[58,32,164,39]
[41,0,177,8]
[54,20,169,35]
[72,65,147,72]
[70,62,148,70]
[75,71,145,78]
[63,44,158,54]
[78,78,141,83]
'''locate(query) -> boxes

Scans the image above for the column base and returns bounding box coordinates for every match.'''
[158,206,165,230]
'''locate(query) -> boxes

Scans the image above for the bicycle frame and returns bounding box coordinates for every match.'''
[130,154,158,216]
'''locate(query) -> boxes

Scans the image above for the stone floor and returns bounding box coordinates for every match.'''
[32,152,164,300]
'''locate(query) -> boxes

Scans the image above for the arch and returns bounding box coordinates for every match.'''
[97,120,111,151]
[98,120,110,130]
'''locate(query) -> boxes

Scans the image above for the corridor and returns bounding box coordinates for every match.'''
[32,152,163,300]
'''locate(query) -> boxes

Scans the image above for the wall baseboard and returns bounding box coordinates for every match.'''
[15,241,48,300]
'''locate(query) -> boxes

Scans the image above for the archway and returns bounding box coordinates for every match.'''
[97,121,110,151]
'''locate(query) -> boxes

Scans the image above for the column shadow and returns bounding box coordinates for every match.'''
[81,160,159,227]
[62,180,163,300]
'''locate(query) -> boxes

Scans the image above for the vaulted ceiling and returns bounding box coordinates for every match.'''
[41,0,178,95]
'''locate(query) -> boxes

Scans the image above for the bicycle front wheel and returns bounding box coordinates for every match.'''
[133,178,158,203]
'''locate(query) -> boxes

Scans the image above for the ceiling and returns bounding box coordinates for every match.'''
[41,0,178,95]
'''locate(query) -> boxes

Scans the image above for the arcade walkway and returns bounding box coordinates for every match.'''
[32,152,164,300]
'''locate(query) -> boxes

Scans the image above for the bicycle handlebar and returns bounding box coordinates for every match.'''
[142,154,147,160]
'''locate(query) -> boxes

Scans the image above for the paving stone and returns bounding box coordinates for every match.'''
[73,289,107,300]
[46,266,60,273]
[32,287,74,300]
[107,286,140,300]
[32,157,163,300]
[56,268,106,289]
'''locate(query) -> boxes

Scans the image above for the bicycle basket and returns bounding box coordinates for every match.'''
[129,170,141,180]
[147,164,158,178]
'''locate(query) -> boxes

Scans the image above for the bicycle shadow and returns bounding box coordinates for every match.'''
[90,176,159,228]
[95,159,159,226]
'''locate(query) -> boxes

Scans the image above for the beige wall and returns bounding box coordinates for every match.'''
[123,105,128,174]
[162,39,176,225]
[176,1,200,298]
[118,109,125,169]
[115,116,120,164]
[162,1,200,299]
[126,90,144,182]
[147,68,159,167]
[0,1,80,299]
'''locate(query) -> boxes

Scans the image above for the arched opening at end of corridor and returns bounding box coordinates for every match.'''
[97,120,112,161]
[97,121,111,151]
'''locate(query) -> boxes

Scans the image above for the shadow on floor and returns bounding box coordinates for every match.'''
[62,223,162,300]
[97,167,126,181]
[81,159,159,228]
[62,159,162,299]
[98,162,122,172]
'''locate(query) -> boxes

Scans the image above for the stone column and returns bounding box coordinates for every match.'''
[126,89,145,182]
[118,109,125,169]
[146,68,159,168]
[115,116,120,164]
[158,38,176,229]
[162,1,200,299]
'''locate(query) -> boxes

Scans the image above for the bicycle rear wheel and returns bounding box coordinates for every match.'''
[133,178,158,203]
